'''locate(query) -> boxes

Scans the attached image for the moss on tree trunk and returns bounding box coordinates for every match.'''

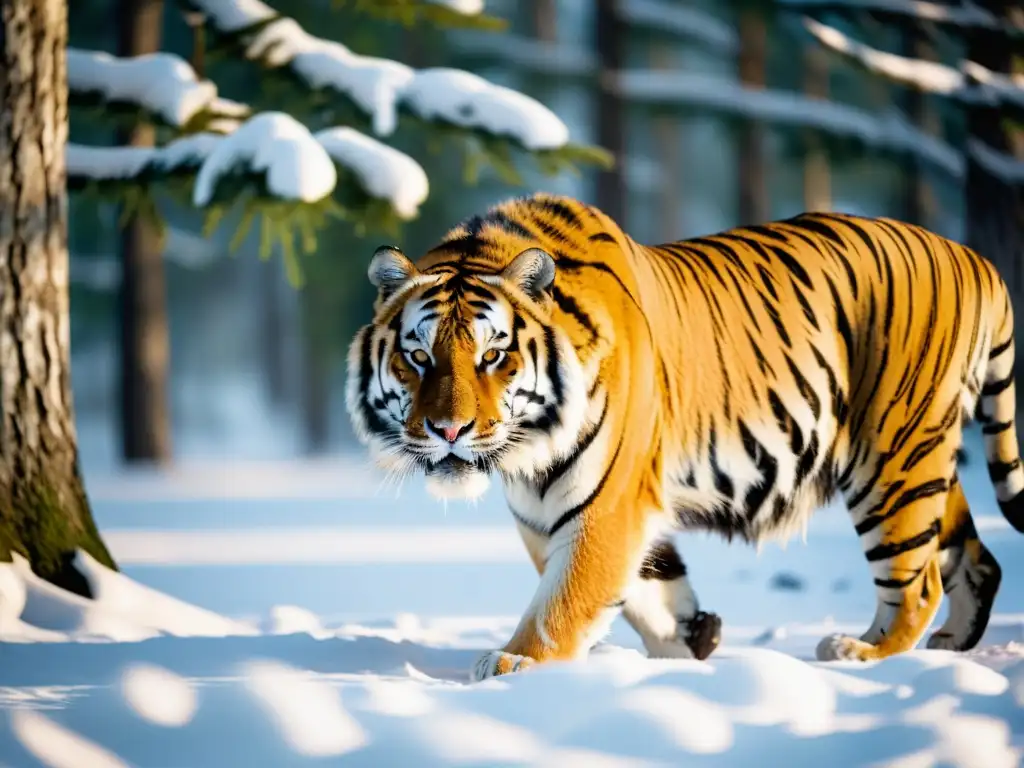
[0,0,116,597]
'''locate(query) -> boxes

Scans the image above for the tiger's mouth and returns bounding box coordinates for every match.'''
[424,455,479,476]
[421,454,492,501]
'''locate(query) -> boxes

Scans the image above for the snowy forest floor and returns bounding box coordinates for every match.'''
[1,429,1023,767]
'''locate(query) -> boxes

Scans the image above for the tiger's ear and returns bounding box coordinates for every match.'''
[502,247,555,300]
[368,245,418,300]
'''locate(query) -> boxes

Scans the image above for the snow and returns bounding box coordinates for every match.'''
[67,133,221,182]
[1,428,1023,765]
[968,139,1024,184]
[803,18,962,94]
[778,0,1005,28]
[67,49,217,128]
[187,0,571,148]
[314,127,428,218]
[401,68,570,150]
[618,70,965,177]
[620,0,739,53]
[192,112,337,206]
[803,19,1024,109]
[426,0,484,13]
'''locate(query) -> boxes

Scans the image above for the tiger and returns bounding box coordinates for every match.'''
[345,192,1024,681]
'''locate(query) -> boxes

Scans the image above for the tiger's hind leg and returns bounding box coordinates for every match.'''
[621,539,722,661]
[927,475,1002,651]
[817,452,948,662]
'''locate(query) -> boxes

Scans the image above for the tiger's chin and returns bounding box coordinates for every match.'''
[423,456,491,502]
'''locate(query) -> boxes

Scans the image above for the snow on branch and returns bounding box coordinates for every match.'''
[68,48,250,132]
[802,20,1024,110]
[68,113,430,219]
[968,139,1024,185]
[182,0,570,149]
[777,0,1022,32]
[619,0,738,53]
[616,70,964,177]
[314,127,428,219]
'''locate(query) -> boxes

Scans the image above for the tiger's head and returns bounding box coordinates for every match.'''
[345,244,589,501]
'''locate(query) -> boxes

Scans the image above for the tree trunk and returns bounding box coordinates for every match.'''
[117,0,172,463]
[737,4,769,224]
[300,286,330,454]
[802,45,830,212]
[0,0,116,595]
[594,0,627,224]
[650,44,683,240]
[899,25,938,226]
[259,256,287,405]
[965,2,1024,406]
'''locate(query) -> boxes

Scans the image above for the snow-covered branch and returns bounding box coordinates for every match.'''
[68,48,251,132]
[618,0,738,53]
[68,113,430,220]
[182,0,569,149]
[777,0,1022,33]
[968,139,1024,185]
[802,20,1024,110]
[616,70,964,177]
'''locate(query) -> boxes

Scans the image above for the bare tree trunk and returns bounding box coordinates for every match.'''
[0,0,116,595]
[117,0,172,463]
[802,45,830,212]
[259,257,287,405]
[595,0,627,223]
[899,25,938,226]
[737,4,769,224]
[300,287,330,454]
[966,2,1024,405]
[650,44,683,240]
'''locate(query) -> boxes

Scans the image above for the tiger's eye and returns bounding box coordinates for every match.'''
[482,348,503,365]
[410,349,430,366]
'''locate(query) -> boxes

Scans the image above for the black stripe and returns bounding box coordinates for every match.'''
[537,397,609,498]
[855,479,947,536]
[589,231,616,244]
[982,420,1013,435]
[639,540,687,580]
[548,435,624,537]
[864,520,940,562]
[991,335,1013,358]
[988,459,1021,483]
[738,420,777,522]
[982,375,1013,397]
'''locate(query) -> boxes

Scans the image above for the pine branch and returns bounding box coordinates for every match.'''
[802,20,1024,113]
[175,0,601,161]
[616,69,965,178]
[68,48,251,133]
[331,0,508,31]
[777,0,1024,36]
[67,113,439,284]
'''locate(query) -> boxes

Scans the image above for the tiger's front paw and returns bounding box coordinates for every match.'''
[470,650,535,681]
[816,633,875,661]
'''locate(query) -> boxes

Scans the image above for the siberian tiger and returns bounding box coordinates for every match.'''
[345,192,1024,681]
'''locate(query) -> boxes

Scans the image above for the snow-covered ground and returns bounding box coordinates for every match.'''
[1,429,1023,766]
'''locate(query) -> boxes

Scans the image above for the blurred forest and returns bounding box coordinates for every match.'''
[67,0,1022,472]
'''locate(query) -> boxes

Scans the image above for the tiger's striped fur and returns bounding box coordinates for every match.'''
[345,193,1024,679]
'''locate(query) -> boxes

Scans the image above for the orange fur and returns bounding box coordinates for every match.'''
[346,193,1024,676]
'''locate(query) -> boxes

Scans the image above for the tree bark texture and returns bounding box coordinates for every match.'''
[594,0,627,224]
[737,5,769,225]
[117,0,172,464]
[0,0,116,594]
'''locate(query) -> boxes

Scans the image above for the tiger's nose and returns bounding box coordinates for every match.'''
[426,419,475,444]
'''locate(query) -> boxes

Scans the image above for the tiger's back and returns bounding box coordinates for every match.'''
[346,193,1024,676]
